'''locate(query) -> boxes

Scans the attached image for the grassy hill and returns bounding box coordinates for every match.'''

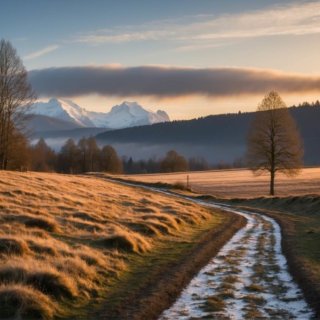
[0,171,241,319]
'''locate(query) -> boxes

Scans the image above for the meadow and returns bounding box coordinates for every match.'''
[125,167,320,198]
[126,167,320,315]
[0,171,240,319]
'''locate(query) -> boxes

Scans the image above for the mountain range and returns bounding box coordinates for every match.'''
[27,98,170,130]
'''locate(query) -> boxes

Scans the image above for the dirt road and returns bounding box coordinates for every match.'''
[160,201,314,319]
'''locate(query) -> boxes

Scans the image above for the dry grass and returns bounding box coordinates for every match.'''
[124,167,320,198]
[0,171,220,319]
[0,284,56,320]
[202,295,225,312]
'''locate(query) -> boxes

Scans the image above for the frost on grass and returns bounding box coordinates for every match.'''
[160,203,315,320]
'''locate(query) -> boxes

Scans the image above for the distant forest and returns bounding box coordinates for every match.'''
[96,102,320,166]
[3,101,320,174]
[27,137,218,174]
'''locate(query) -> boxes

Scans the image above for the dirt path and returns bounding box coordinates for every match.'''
[102,178,315,319]
[160,203,315,319]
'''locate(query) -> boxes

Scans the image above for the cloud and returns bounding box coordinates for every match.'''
[73,1,320,46]
[24,45,59,60]
[28,65,320,98]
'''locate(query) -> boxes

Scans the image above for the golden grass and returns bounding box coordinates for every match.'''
[0,284,56,320]
[124,167,320,198]
[0,171,218,319]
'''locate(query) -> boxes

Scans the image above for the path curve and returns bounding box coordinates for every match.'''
[105,179,315,319]
[159,200,315,319]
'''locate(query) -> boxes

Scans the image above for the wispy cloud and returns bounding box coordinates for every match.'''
[24,45,59,60]
[73,1,320,47]
[28,65,320,98]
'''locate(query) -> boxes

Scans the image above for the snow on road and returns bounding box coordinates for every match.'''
[108,180,315,319]
[159,202,315,320]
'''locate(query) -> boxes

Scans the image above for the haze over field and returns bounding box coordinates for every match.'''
[126,168,320,198]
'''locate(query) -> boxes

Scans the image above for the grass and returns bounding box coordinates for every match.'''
[124,167,320,198]
[0,170,241,319]
[202,295,225,313]
[0,237,29,255]
[95,210,244,320]
[129,168,320,317]
[243,294,266,305]
[0,284,56,320]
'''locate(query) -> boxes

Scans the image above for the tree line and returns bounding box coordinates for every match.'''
[26,138,215,174]
[30,137,123,174]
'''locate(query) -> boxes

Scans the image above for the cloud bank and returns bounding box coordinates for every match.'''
[28,66,320,98]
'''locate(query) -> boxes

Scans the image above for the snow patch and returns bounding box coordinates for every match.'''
[28,99,170,129]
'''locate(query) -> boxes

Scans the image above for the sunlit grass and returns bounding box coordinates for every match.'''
[0,170,221,319]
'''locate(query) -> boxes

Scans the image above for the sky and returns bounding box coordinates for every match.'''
[1,0,320,119]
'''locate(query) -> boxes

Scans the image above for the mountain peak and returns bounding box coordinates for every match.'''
[28,98,170,129]
[29,98,95,127]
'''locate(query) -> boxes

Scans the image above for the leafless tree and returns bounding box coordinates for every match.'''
[0,39,35,170]
[247,91,303,195]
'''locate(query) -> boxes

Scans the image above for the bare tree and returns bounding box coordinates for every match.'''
[0,39,35,170]
[247,91,303,195]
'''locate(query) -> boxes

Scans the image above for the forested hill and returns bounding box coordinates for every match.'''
[96,105,320,165]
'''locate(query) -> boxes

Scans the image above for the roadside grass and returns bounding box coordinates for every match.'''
[0,171,242,320]
[94,210,243,320]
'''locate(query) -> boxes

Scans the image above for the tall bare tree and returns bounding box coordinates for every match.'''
[0,39,35,170]
[247,91,303,195]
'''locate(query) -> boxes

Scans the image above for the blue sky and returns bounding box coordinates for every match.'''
[1,0,320,118]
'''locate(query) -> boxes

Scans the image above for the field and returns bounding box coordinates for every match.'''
[0,171,242,320]
[125,167,320,198]
[126,167,320,315]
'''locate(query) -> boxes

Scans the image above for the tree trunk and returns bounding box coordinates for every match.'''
[270,169,275,196]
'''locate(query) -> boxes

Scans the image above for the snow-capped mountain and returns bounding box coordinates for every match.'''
[89,101,170,128]
[29,98,95,127]
[28,99,170,129]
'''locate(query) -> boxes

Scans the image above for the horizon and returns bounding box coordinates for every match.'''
[34,95,320,121]
[2,0,320,119]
